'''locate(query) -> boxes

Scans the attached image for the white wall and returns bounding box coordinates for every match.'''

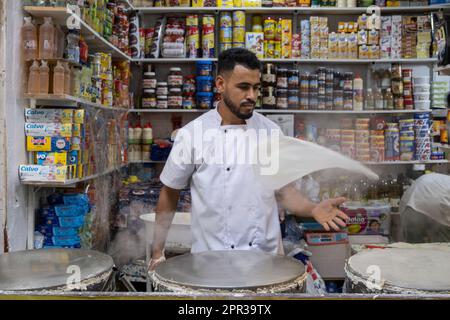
[4,0,28,251]
[0,0,6,253]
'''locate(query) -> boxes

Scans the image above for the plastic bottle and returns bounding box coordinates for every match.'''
[52,61,65,95]
[128,125,135,145]
[63,62,71,95]
[364,88,374,110]
[71,67,81,97]
[134,124,143,145]
[353,74,364,111]
[27,60,40,94]
[22,17,38,61]
[374,88,384,110]
[39,60,49,94]
[143,124,153,145]
[383,88,394,110]
[54,25,65,59]
[39,17,55,59]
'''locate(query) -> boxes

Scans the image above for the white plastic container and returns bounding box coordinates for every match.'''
[414,92,430,101]
[413,84,430,93]
[414,100,431,110]
[413,76,430,85]
[140,212,192,255]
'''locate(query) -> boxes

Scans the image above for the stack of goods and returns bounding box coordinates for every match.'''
[161,17,186,58]
[416,16,432,59]
[129,12,141,58]
[399,119,415,161]
[414,113,431,161]
[90,53,114,107]
[384,122,400,161]
[356,14,380,59]
[186,15,200,58]
[168,67,184,109]
[245,16,264,59]
[370,117,386,162]
[355,118,370,162]
[233,11,246,49]
[311,17,328,59]
[35,193,90,249]
[202,15,216,58]
[20,108,87,183]
[300,19,310,59]
[183,75,197,109]
[142,68,157,108]
[432,79,450,109]
[262,63,277,109]
[196,61,215,109]
[128,123,153,161]
[276,67,288,109]
[413,76,431,111]
[380,16,391,59]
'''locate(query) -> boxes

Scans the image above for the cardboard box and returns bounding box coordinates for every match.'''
[266,114,294,137]
[18,165,69,182]
[26,136,71,152]
[35,152,68,165]
[245,32,264,59]
[25,108,73,123]
[25,123,72,137]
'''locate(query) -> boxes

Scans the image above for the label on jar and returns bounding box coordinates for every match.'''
[263,95,276,107]
[277,97,288,109]
[277,77,288,89]
[168,75,183,87]
[168,95,183,108]
[262,73,276,84]
[157,87,168,95]
[142,98,157,108]
[143,79,157,89]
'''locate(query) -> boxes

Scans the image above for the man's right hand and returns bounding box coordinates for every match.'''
[148,251,166,272]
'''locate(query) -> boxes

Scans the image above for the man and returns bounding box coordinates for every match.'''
[150,48,349,269]
[400,173,450,243]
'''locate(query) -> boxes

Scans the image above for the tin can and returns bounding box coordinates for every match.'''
[220,43,233,52]
[202,15,215,58]
[264,17,276,41]
[233,11,246,28]
[233,27,246,43]
[265,40,275,58]
[186,15,199,26]
[220,27,233,43]
[187,26,200,58]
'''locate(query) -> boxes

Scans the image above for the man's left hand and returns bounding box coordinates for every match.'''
[311,197,349,231]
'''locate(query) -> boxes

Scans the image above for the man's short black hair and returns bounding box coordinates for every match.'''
[218,48,261,75]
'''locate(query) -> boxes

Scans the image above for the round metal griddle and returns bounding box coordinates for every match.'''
[0,249,114,291]
[153,250,306,291]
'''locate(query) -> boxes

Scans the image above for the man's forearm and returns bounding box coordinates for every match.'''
[276,184,317,218]
[152,186,180,255]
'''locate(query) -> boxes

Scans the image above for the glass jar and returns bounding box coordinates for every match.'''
[262,63,277,87]
[168,67,183,87]
[157,96,168,109]
[183,75,196,94]
[156,82,168,96]
[287,70,299,89]
[143,72,157,90]
[288,90,299,109]
[262,87,276,109]
[142,89,156,108]
[183,93,196,109]
[168,88,183,109]
[276,89,288,109]
[276,68,288,89]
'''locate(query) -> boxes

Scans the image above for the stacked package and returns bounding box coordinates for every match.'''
[416,16,432,59]
[310,17,328,59]
[413,75,431,110]
[300,19,310,59]
[20,108,88,182]
[391,15,402,59]
[161,17,186,58]
[186,15,200,58]
[380,16,392,59]
[355,118,370,162]
[340,118,355,159]
[385,122,400,161]
[432,79,450,109]
[36,193,90,249]
[399,119,415,161]
[402,16,417,59]
[233,11,246,49]
[414,113,431,161]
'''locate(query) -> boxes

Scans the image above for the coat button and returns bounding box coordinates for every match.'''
[249,242,253,247]
[226,167,230,171]
[231,245,235,249]
[224,129,228,133]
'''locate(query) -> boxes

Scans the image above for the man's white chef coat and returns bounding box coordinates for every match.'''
[160,107,284,254]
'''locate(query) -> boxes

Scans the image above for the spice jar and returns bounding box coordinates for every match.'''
[288,70,299,89]
[168,67,183,87]
[168,88,183,108]
[277,68,288,89]
[143,72,157,90]
[262,63,277,87]
[142,89,156,108]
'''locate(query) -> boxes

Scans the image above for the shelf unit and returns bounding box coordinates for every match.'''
[23,6,130,60]
[22,165,127,188]
[128,108,431,114]
[24,94,130,112]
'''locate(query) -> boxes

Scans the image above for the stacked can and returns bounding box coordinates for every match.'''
[288,69,299,109]
[186,15,200,58]
[414,113,431,161]
[219,12,233,52]
[233,11,246,48]
[274,18,282,58]
[355,118,370,162]
[370,130,385,162]
[309,74,319,110]
[300,19,311,59]
[402,69,414,110]
[264,17,276,58]
[317,68,326,110]
[202,15,215,58]
[325,69,334,110]
[385,122,400,161]
[399,119,415,161]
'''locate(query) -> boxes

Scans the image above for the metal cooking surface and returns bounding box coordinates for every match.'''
[155,250,305,289]
[0,249,114,291]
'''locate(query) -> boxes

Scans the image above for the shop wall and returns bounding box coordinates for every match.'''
[4,0,28,251]
[0,0,6,253]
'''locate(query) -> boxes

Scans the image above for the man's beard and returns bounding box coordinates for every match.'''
[222,93,255,120]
